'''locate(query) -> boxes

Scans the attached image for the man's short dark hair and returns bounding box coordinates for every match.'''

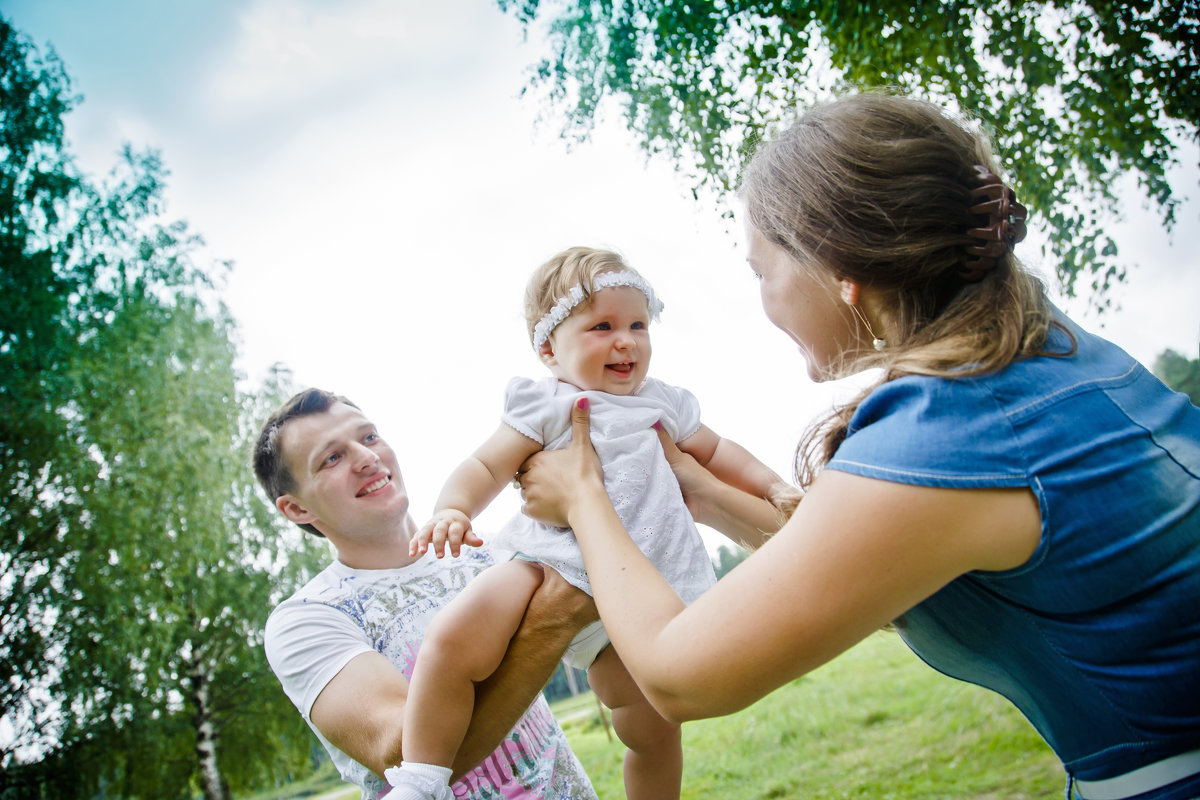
[253,388,357,537]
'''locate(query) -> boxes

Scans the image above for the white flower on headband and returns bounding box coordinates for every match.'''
[531,270,664,350]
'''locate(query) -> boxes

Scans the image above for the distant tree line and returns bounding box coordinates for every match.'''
[1154,349,1200,406]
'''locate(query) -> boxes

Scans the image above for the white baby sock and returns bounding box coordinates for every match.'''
[383,761,453,800]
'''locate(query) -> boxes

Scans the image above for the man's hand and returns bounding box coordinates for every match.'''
[527,564,598,632]
[410,508,484,558]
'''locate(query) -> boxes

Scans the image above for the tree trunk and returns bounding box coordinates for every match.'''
[562,660,580,696]
[191,664,230,800]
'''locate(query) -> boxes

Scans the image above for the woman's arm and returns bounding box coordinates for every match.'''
[520,400,1041,722]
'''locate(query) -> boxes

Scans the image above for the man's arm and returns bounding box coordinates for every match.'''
[308,650,410,777]
[306,567,596,782]
[452,565,597,780]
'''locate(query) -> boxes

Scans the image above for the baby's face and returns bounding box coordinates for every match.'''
[542,286,652,395]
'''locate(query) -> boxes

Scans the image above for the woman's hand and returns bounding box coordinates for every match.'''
[518,398,608,528]
[655,422,791,549]
[653,422,723,523]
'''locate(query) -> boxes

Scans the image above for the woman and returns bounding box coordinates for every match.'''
[516,93,1200,800]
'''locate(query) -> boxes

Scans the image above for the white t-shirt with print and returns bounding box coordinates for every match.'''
[264,546,597,800]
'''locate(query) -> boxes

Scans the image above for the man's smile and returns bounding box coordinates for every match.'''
[357,475,391,497]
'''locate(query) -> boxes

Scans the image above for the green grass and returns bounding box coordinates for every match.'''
[555,632,1063,799]
[240,759,359,800]
[255,632,1062,799]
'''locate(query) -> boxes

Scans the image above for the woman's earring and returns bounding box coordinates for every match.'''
[850,304,887,351]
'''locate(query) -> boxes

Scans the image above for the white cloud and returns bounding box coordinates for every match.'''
[201,0,513,122]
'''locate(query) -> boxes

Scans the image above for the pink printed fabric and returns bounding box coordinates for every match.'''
[452,701,588,798]
[368,699,593,800]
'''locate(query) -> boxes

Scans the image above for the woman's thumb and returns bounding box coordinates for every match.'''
[653,420,683,463]
[571,396,591,437]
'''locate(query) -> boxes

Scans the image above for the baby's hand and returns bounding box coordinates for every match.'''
[410,509,483,558]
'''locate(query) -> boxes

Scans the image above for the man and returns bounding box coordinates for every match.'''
[254,389,598,799]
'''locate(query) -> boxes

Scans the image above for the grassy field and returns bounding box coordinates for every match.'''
[257,631,1063,799]
[557,632,1063,799]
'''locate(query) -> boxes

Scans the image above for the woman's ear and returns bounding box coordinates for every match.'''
[839,279,861,306]
[276,494,315,525]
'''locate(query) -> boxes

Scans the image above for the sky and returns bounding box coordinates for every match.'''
[5,0,1199,551]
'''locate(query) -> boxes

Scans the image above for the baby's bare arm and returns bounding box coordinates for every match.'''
[413,425,542,557]
[676,425,796,549]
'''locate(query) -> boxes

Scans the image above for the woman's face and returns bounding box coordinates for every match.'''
[745,222,859,381]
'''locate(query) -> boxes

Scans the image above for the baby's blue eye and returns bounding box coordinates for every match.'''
[631,321,646,330]
[592,322,611,330]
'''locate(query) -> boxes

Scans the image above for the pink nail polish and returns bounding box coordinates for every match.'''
[578,397,589,410]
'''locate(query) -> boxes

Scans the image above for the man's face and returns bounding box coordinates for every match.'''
[275,402,410,540]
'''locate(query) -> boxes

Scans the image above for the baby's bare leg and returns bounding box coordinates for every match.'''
[588,645,682,800]
[403,559,545,767]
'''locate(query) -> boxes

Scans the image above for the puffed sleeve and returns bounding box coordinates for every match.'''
[500,376,554,445]
[640,378,703,442]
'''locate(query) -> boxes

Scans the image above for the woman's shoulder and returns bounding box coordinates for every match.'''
[863,312,1142,419]
[832,373,1029,487]
[851,370,1003,427]
[831,319,1151,487]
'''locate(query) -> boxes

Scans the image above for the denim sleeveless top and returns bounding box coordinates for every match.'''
[827,313,1200,791]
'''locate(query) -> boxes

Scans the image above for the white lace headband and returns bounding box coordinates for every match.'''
[531,270,665,349]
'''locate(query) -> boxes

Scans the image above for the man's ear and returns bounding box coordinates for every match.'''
[276,494,316,525]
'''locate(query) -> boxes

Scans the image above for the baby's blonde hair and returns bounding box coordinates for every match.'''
[523,246,651,346]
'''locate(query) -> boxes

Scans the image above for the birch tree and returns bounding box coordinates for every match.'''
[1,20,325,799]
[500,0,1197,303]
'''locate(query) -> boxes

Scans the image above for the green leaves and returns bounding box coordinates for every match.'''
[500,0,1197,301]
[2,20,325,798]
[1153,348,1200,406]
